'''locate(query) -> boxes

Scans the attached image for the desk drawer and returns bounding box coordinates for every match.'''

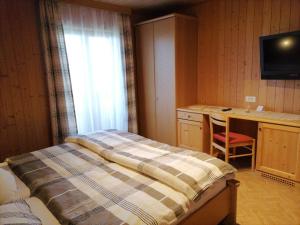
[177,111,203,122]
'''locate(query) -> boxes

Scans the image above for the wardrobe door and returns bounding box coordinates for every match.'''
[136,23,156,140]
[154,18,176,145]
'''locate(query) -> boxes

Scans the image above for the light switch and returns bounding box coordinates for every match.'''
[245,96,256,103]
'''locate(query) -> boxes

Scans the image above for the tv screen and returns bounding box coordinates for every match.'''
[260,30,300,80]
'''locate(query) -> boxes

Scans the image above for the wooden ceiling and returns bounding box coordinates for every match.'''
[95,0,204,9]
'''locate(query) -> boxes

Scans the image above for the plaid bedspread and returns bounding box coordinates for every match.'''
[66,130,236,201]
[7,143,190,225]
[0,200,42,225]
[7,130,235,225]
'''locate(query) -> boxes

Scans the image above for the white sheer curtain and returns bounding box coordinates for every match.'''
[60,3,128,134]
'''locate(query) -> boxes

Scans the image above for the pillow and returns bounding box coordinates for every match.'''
[0,163,30,204]
[0,200,42,225]
[0,167,18,204]
[26,197,61,225]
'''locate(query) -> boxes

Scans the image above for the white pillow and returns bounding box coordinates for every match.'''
[26,197,61,225]
[0,163,30,204]
[0,167,18,204]
[0,200,42,225]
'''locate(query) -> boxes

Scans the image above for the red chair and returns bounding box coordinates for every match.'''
[209,113,255,170]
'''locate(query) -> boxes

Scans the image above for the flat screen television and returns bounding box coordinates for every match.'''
[260,30,300,80]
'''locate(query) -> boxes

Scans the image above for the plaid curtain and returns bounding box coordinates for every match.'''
[121,15,138,133]
[39,0,77,144]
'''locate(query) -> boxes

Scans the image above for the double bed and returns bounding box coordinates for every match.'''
[0,130,239,225]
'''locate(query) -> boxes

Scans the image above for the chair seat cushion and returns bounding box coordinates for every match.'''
[213,132,253,144]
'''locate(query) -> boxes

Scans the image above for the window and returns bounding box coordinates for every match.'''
[61,4,128,134]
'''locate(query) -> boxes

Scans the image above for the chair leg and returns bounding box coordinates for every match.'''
[251,140,256,171]
[225,147,229,163]
[210,144,214,156]
[232,147,236,160]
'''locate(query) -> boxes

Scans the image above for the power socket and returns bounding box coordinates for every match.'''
[245,96,256,103]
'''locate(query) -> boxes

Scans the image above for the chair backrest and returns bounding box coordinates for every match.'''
[210,113,227,127]
[209,113,229,148]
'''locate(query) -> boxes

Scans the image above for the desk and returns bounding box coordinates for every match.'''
[177,105,300,183]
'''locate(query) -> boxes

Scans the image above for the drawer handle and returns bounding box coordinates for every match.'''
[187,115,191,118]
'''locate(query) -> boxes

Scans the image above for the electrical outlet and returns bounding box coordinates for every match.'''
[245,96,256,103]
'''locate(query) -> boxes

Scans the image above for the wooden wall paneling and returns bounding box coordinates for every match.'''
[195,5,202,103]
[251,0,264,82]
[243,0,255,106]
[197,2,210,104]
[0,0,51,161]
[17,0,45,152]
[274,0,291,112]
[175,16,198,107]
[281,0,295,113]
[291,0,300,114]
[25,2,50,148]
[5,1,28,154]
[236,0,247,107]
[154,18,176,145]
[209,1,219,105]
[266,0,280,111]
[206,2,214,105]
[250,0,263,110]
[24,0,41,149]
[135,23,157,140]
[1,1,14,155]
[206,2,215,105]
[0,1,11,153]
[197,3,205,104]
[216,0,226,106]
[200,1,215,105]
[258,0,272,108]
[192,0,300,114]
[222,0,232,107]
[209,3,218,105]
[14,1,34,151]
[229,0,239,107]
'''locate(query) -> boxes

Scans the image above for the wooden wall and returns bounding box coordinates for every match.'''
[0,0,51,161]
[190,0,300,114]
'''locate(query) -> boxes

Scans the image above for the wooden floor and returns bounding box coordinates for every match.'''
[236,170,300,225]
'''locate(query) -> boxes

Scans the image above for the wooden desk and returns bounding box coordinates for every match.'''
[177,105,300,183]
[178,105,300,127]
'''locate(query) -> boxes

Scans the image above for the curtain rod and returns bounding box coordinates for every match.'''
[59,0,132,15]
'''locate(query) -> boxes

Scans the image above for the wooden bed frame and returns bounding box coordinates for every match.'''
[180,179,240,225]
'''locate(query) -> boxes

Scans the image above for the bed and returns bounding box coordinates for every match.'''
[0,130,239,225]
